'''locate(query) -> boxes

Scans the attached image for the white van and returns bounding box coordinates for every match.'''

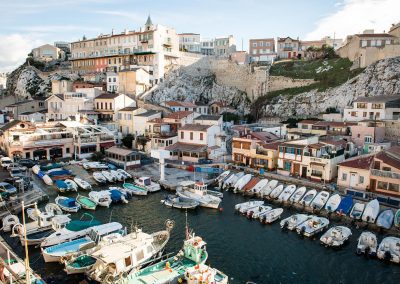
[0,157,13,169]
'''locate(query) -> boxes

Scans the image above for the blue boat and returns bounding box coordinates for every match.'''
[55,180,69,192]
[376,209,394,229]
[108,189,128,204]
[48,169,72,177]
[55,196,81,213]
[336,195,353,215]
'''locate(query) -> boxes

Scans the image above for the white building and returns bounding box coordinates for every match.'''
[0,73,7,90]
[106,72,119,93]
[214,36,236,57]
[200,38,215,55]
[46,92,94,120]
[32,44,64,60]
[179,33,201,53]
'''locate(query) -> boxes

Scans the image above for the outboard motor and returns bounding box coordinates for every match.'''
[384,251,392,261]
[299,226,306,236]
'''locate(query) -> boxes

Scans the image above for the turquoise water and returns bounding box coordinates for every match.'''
[3,183,400,284]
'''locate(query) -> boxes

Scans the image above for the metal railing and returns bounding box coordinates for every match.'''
[371,169,400,180]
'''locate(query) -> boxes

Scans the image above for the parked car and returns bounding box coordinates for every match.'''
[0,182,17,195]
[4,177,30,191]
[17,159,37,168]
[0,157,13,169]
[9,167,25,178]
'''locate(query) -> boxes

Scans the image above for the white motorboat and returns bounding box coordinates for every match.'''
[83,162,109,170]
[93,172,107,184]
[64,179,78,192]
[376,209,394,230]
[296,216,329,237]
[260,180,278,197]
[299,189,317,206]
[177,181,221,209]
[324,194,341,213]
[361,199,380,223]
[2,215,20,232]
[88,191,112,207]
[185,264,228,284]
[377,237,400,264]
[247,179,269,196]
[110,170,125,182]
[310,191,330,210]
[215,170,230,184]
[357,231,377,256]
[233,174,252,193]
[55,196,81,213]
[320,226,352,247]
[135,176,161,192]
[269,184,284,199]
[249,205,272,219]
[223,172,244,190]
[101,170,116,183]
[260,208,284,224]
[280,214,311,230]
[277,185,296,202]
[116,168,132,179]
[234,200,264,213]
[74,177,92,191]
[289,186,307,203]
[350,203,365,220]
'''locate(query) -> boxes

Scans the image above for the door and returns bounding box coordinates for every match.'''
[350,172,357,187]
[293,163,300,175]
[301,166,307,178]
[288,52,291,58]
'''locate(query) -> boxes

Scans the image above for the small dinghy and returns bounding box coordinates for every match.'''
[311,191,330,210]
[350,203,365,220]
[135,177,161,192]
[45,203,63,216]
[64,254,97,275]
[361,199,380,223]
[260,180,278,197]
[235,201,264,213]
[299,189,317,206]
[277,185,296,202]
[223,172,244,190]
[376,209,394,230]
[101,170,116,183]
[241,177,260,194]
[55,196,81,213]
[74,177,92,191]
[336,195,353,216]
[233,174,252,193]
[109,170,125,182]
[269,185,284,199]
[123,183,148,196]
[357,231,377,256]
[162,195,199,209]
[109,189,128,204]
[207,189,224,199]
[2,215,20,232]
[117,168,132,179]
[249,205,272,219]
[260,208,284,224]
[215,170,230,184]
[93,172,107,184]
[76,195,97,211]
[324,194,341,213]
[55,180,70,193]
[88,191,112,207]
[64,179,78,192]
[289,186,307,203]
[377,237,400,263]
[296,216,329,237]
[280,214,311,230]
[320,226,352,247]
[395,209,400,228]
[248,179,269,196]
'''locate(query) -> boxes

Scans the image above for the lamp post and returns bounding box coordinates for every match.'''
[21,201,33,284]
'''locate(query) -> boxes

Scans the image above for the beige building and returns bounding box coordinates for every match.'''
[337,155,374,191]
[214,36,236,57]
[118,68,150,96]
[94,93,136,122]
[277,37,300,59]
[5,99,47,119]
[32,44,64,60]
[249,38,276,63]
[46,92,94,120]
[117,107,161,136]
[52,79,73,94]
[179,33,201,53]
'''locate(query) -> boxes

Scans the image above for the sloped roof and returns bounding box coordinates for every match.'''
[95,93,119,99]
[338,155,374,170]
[134,110,160,117]
[354,95,400,103]
[1,120,22,131]
[179,124,211,131]
[164,111,193,119]
[165,142,206,152]
[194,115,221,121]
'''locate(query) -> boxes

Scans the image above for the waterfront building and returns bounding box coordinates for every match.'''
[179,33,201,53]
[94,93,136,123]
[277,37,300,59]
[117,107,161,136]
[31,44,65,61]
[146,118,179,152]
[343,95,400,121]
[249,38,276,63]
[105,146,141,169]
[337,154,374,191]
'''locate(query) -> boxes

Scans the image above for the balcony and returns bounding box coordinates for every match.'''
[371,169,400,180]
[283,47,293,51]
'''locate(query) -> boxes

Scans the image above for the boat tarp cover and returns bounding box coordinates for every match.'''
[77,196,96,207]
[55,180,68,189]
[109,189,123,202]
[48,170,72,177]
[70,255,96,268]
[336,196,353,214]
[41,163,62,171]
[66,219,101,232]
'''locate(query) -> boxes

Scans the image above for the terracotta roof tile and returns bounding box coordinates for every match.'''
[338,155,374,170]
[164,111,193,119]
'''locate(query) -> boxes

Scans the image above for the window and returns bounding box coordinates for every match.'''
[359,176,364,184]
[342,173,347,180]
[200,133,203,140]
[382,166,391,171]
[252,43,257,47]
[109,103,112,109]
[351,111,357,117]
[311,170,323,177]
[296,149,302,155]
[386,39,391,45]
[100,102,103,109]
[377,181,388,190]
[364,136,373,143]
[376,40,382,46]
[361,40,367,47]
[388,183,399,192]
[180,131,184,139]
[357,103,367,109]
[363,112,367,117]
[190,132,193,140]
[284,161,291,171]
[370,40,376,47]
[66,148,70,154]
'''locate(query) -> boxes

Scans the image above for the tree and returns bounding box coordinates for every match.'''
[137,136,149,152]
[122,134,134,148]
[91,151,105,161]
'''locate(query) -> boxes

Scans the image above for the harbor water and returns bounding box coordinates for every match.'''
[2,182,400,284]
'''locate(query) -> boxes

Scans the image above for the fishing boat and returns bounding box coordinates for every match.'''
[361,199,380,223]
[233,174,252,193]
[109,189,128,204]
[234,200,264,214]
[42,222,123,263]
[260,180,278,197]
[357,231,377,256]
[320,226,352,247]
[310,191,330,210]
[102,170,116,183]
[249,205,272,219]
[109,170,125,182]
[241,177,260,194]
[280,214,311,230]
[395,209,400,228]
[109,186,132,199]
[299,189,317,206]
[289,186,307,204]
[377,237,400,263]
[74,177,92,191]
[376,209,394,230]
[350,203,365,220]
[89,191,112,207]
[223,172,244,190]
[121,229,207,284]
[335,195,353,216]
[93,172,107,184]
[41,213,102,248]
[247,179,269,196]
[162,195,200,210]
[324,194,341,213]
[55,196,81,213]
[87,223,173,283]
[177,181,221,209]
[260,208,284,224]
[277,185,296,202]
[123,183,148,196]
[184,264,229,284]
[117,169,132,179]
[65,179,78,191]
[207,189,224,199]
[55,180,70,193]
[269,184,284,199]
[296,216,329,237]
[76,195,97,210]
[135,177,161,192]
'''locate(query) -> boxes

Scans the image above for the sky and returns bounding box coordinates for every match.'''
[0,0,399,72]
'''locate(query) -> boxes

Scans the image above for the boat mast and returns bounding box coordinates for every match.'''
[185,210,189,240]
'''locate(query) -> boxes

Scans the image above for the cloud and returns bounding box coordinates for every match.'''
[0,34,43,72]
[305,0,400,40]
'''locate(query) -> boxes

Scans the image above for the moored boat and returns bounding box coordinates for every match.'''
[110,170,125,182]
[260,180,278,197]
[247,179,269,196]
[377,237,400,263]
[162,195,200,210]
[102,170,116,183]
[277,185,296,202]
[64,254,97,275]
[350,203,365,220]
[296,216,329,237]
[117,169,132,179]
[123,182,148,196]
[55,180,70,193]
[74,177,92,191]
[55,196,81,213]
[357,231,377,256]
[177,181,221,209]
[320,226,352,247]
[335,195,353,216]
[88,191,112,207]
[93,171,107,184]
[109,189,128,204]
[249,205,272,219]
[233,174,252,193]
[76,195,97,210]
[241,177,260,194]
[223,172,244,190]
[280,214,311,230]
[65,179,78,191]
[376,209,394,230]
[289,186,307,204]
[235,200,264,213]
[395,209,400,228]
[185,264,228,284]
[135,177,161,192]
[361,199,380,223]
[324,194,341,213]
[260,208,284,224]
[311,191,330,210]
[269,184,284,199]
[299,189,317,206]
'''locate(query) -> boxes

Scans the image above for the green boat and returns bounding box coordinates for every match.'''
[395,209,400,228]
[64,254,97,275]
[76,195,97,210]
[123,183,148,196]
[120,232,208,284]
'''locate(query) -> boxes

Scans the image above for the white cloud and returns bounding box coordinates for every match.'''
[305,0,400,40]
[0,34,43,72]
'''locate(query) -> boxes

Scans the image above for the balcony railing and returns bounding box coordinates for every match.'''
[371,169,400,180]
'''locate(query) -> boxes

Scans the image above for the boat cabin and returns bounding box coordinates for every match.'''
[184,235,207,264]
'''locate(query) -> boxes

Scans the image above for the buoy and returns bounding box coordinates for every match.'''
[219,207,223,212]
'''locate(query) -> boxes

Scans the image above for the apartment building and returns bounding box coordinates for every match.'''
[293,120,356,136]
[93,93,136,123]
[277,37,300,59]
[118,68,150,96]
[161,101,197,112]
[343,95,400,121]
[249,38,276,63]
[179,33,201,53]
[46,92,94,120]
[200,38,214,55]
[5,99,47,119]
[117,107,161,136]
[214,36,236,57]
[146,118,179,152]
[106,72,119,92]
[70,16,179,84]
[350,120,385,149]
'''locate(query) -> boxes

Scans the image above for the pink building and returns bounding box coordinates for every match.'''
[350,121,385,148]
